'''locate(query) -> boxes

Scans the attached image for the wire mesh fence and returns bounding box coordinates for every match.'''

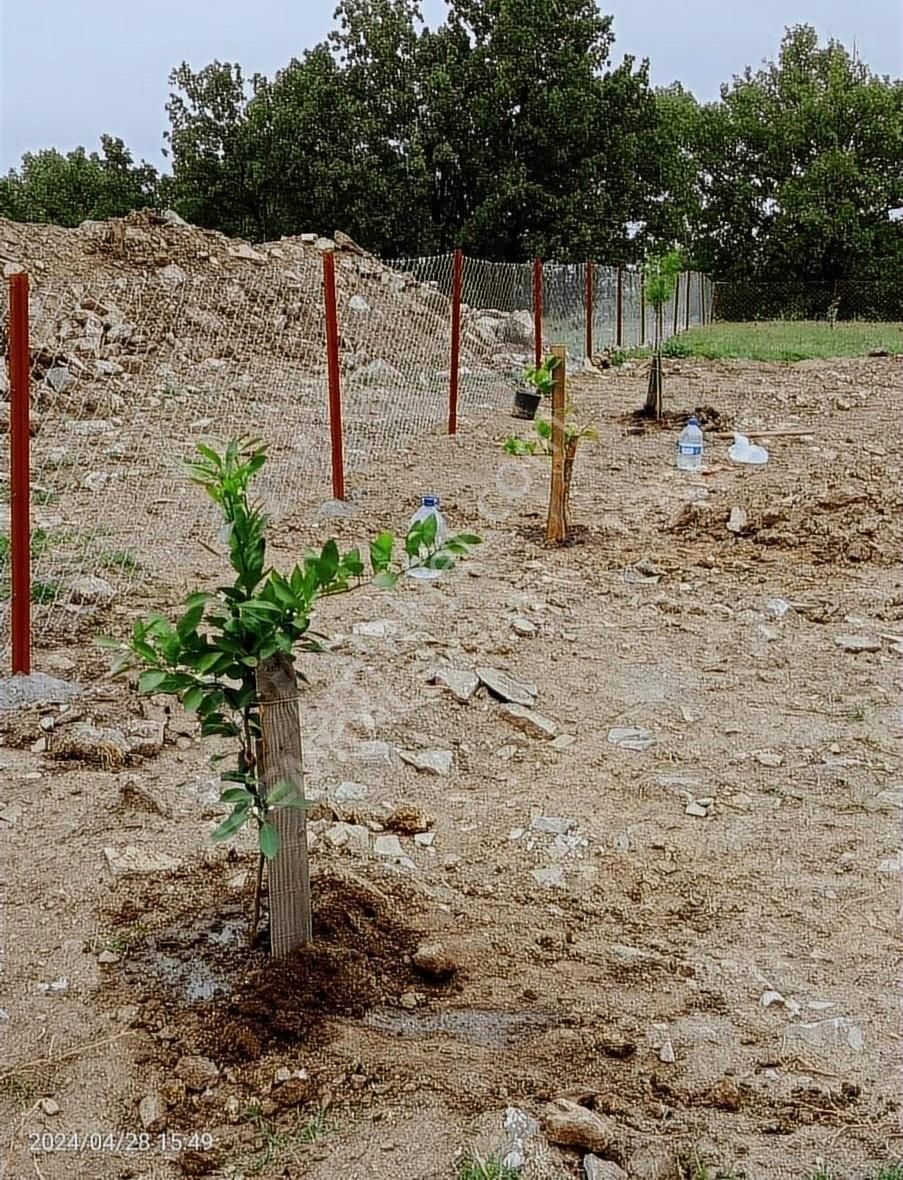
[0,249,709,660]
[712,279,903,323]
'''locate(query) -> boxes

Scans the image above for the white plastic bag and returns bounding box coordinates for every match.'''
[728,433,769,464]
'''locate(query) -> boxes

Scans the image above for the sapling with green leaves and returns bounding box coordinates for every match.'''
[643,249,684,418]
[502,409,597,511]
[103,438,479,932]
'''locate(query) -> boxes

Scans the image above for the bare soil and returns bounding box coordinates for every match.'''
[1,354,901,1180]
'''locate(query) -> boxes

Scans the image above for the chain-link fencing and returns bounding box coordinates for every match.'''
[1,248,710,660]
[712,279,903,323]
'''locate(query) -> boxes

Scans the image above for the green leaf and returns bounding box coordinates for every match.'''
[258,821,280,859]
[420,512,438,547]
[369,532,394,573]
[211,805,249,841]
[373,571,398,589]
[137,669,169,695]
[455,533,482,545]
[220,787,253,803]
[267,779,300,805]
[182,684,205,713]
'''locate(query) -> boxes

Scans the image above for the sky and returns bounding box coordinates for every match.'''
[0,0,900,172]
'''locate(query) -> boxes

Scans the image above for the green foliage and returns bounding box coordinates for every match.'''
[644,250,684,312]
[503,408,598,456]
[521,355,560,396]
[0,135,158,226]
[106,438,479,860]
[456,1156,519,1180]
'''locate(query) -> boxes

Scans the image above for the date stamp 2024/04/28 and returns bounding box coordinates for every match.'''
[29,1130,215,1155]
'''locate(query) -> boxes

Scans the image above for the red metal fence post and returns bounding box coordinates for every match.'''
[9,273,31,675]
[615,264,624,348]
[532,257,543,368]
[322,251,345,501]
[584,262,594,360]
[448,249,463,435]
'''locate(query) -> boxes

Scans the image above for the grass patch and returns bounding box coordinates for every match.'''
[238,1104,334,1174]
[99,549,138,573]
[664,320,903,362]
[457,1157,520,1180]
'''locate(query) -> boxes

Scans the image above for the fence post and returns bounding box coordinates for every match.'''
[322,251,345,501]
[9,273,31,676]
[546,343,568,546]
[257,653,312,956]
[584,262,594,360]
[448,249,463,435]
[685,271,692,331]
[639,275,646,347]
[615,264,624,348]
[672,273,681,336]
[532,258,543,368]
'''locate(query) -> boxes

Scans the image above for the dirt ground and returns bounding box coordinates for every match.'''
[1,355,901,1180]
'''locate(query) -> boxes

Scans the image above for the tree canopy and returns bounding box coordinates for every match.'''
[0,12,900,291]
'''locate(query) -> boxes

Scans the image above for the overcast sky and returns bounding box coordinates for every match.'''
[0,0,900,172]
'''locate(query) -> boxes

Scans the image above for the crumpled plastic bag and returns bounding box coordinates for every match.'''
[728,432,769,464]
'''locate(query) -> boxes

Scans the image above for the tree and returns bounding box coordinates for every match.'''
[0,136,158,226]
[692,25,903,293]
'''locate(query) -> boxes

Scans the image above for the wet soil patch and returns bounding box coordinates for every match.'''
[623,404,731,432]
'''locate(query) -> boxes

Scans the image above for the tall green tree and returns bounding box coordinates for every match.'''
[0,136,158,226]
[692,25,903,285]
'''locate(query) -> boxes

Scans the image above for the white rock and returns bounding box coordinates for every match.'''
[315,237,336,252]
[477,667,538,707]
[685,801,709,817]
[67,575,115,605]
[784,1017,864,1054]
[0,672,80,709]
[358,741,394,764]
[500,704,559,740]
[352,619,400,638]
[531,866,566,888]
[228,242,267,264]
[82,470,110,492]
[432,667,480,702]
[875,786,903,809]
[373,834,405,859]
[659,1039,676,1064]
[398,748,453,776]
[550,734,576,751]
[161,209,189,227]
[511,616,537,636]
[348,295,371,313]
[413,831,435,847]
[39,1098,60,1116]
[584,1158,628,1180]
[607,726,655,752]
[834,634,881,653]
[104,846,180,876]
[531,816,577,836]
[44,366,73,392]
[159,263,187,285]
[754,750,783,767]
[334,781,369,803]
[878,852,903,874]
[727,506,748,534]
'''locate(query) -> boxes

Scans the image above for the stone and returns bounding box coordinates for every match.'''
[878,852,903,874]
[325,822,370,854]
[399,992,418,1010]
[385,804,433,834]
[49,722,130,768]
[139,1092,166,1131]
[67,575,116,605]
[161,208,189,226]
[707,1077,743,1111]
[39,1098,60,1116]
[348,295,371,313]
[97,950,120,965]
[315,237,336,252]
[550,734,577,751]
[398,748,453,776]
[412,941,457,982]
[659,1038,676,1064]
[358,740,394,764]
[335,230,365,253]
[94,359,124,376]
[834,634,881,653]
[104,846,181,876]
[317,498,356,519]
[626,1144,679,1180]
[273,1067,293,1085]
[374,834,405,859]
[159,263,187,285]
[82,470,110,493]
[541,1099,617,1154]
[727,506,748,534]
[511,616,537,636]
[685,802,709,818]
[352,619,400,638]
[175,1056,219,1092]
[44,366,73,393]
[500,704,559,740]
[0,673,80,711]
[531,866,566,888]
[783,1016,864,1054]
[531,816,577,836]
[125,719,165,758]
[477,667,538,706]
[584,1158,628,1180]
[413,831,435,847]
[432,667,480,702]
[334,781,369,803]
[353,359,403,383]
[500,309,534,345]
[754,750,783,767]
[228,242,267,263]
[607,726,655,752]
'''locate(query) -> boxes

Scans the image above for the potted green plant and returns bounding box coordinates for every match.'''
[513,355,559,420]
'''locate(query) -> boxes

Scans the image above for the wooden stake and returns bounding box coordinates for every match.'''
[546,344,568,545]
[257,652,312,956]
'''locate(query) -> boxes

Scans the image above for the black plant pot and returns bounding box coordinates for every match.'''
[512,388,541,420]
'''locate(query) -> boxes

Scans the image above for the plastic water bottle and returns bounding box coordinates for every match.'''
[408,494,447,542]
[406,495,447,580]
[676,416,704,472]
